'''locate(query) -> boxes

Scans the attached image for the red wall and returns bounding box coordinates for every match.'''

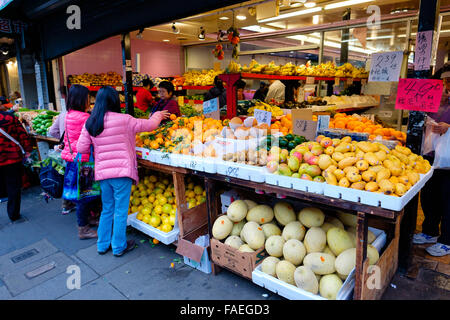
[64,36,184,78]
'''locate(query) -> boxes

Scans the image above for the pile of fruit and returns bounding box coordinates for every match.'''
[269,114,293,135]
[182,69,224,86]
[266,135,431,196]
[132,73,150,87]
[184,177,206,209]
[68,72,123,86]
[329,113,406,143]
[247,101,284,117]
[180,104,202,117]
[228,60,369,78]
[31,111,59,136]
[132,171,177,233]
[264,133,307,152]
[212,199,379,299]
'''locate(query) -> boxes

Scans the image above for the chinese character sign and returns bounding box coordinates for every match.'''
[395,78,443,113]
[414,30,433,71]
[254,109,272,126]
[369,51,403,82]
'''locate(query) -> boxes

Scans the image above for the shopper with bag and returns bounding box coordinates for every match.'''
[413,66,450,257]
[77,86,169,257]
[61,84,98,240]
[0,109,33,222]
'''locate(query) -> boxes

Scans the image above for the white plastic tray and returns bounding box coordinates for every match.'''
[322,167,434,211]
[216,160,265,182]
[149,150,171,166]
[251,227,386,300]
[135,147,152,161]
[264,170,325,195]
[128,212,179,245]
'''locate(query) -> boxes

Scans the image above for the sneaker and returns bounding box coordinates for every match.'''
[62,205,76,215]
[113,240,136,257]
[412,233,438,245]
[425,243,450,257]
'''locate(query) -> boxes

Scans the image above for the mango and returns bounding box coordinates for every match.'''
[365,182,379,192]
[350,182,366,190]
[362,170,376,182]
[355,150,365,160]
[379,179,395,195]
[338,177,350,188]
[364,152,380,166]
[398,175,409,185]
[368,165,385,173]
[344,166,359,175]
[323,171,338,185]
[389,176,399,184]
[376,168,391,183]
[347,172,362,183]
[355,160,369,171]
[374,150,387,162]
[356,141,372,153]
[338,157,358,170]
[335,143,352,154]
[332,152,345,162]
[333,169,346,181]
[395,183,407,196]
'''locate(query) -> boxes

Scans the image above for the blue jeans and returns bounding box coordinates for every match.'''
[97,177,132,254]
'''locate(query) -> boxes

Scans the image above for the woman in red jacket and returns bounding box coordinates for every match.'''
[150,81,180,117]
[0,109,33,222]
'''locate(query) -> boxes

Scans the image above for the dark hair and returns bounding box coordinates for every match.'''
[158,80,175,95]
[235,79,246,90]
[85,86,121,137]
[67,84,89,111]
[214,76,224,90]
[142,78,154,88]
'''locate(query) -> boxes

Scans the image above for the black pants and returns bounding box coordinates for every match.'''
[0,162,23,221]
[420,157,450,245]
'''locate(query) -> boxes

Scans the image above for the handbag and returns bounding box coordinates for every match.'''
[433,130,450,169]
[39,157,65,198]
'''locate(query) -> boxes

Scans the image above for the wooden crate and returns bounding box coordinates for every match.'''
[210,238,268,280]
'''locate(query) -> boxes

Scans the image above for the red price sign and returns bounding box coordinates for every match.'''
[395,78,443,113]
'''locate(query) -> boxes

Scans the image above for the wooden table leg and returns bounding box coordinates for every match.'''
[354,211,368,300]
[205,178,221,275]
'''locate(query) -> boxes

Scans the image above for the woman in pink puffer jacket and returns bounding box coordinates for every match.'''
[61,85,98,240]
[77,86,169,257]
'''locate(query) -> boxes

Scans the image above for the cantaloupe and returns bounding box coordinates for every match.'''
[294,266,319,294]
[274,202,296,226]
[261,256,280,277]
[319,274,343,300]
[325,215,345,229]
[298,207,325,228]
[327,227,354,256]
[239,244,255,252]
[304,227,326,253]
[246,205,274,224]
[224,235,244,250]
[241,221,265,250]
[275,260,296,285]
[212,215,233,240]
[231,220,246,237]
[265,235,285,257]
[227,200,248,222]
[336,211,357,227]
[281,221,306,241]
[334,248,356,276]
[244,199,258,210]
[303,252,336,275]
[262,223,282,238]
[283,239,306,266]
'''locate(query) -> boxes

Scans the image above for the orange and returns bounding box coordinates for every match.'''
[369,135,376,140]
[335,120,346,129]
[363,127,373,134]
[150,141,160,149]
[156,137,164,145]
[144,139,152,146]
[373,129,384,136]
[353,126,363,132]
[169,114,177,121]
[285,113,292,121]
[382,128,391,136]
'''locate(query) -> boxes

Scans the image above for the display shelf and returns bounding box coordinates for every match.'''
[128,212,179,245]
[177,85,213,91]
[68,84,157,92]
[235,73,367,82]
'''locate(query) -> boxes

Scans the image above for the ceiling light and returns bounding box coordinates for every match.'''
[304,1,316,8]
[241,25,276,33]
[236,15,247,21]
[171,23,180,34]
[163,39,170,42]
[258,7,323,23]
[324,0,374,10]
[198,27,206,40]
[219,16,229,20]
[313,15,320,24]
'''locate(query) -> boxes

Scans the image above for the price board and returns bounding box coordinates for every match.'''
[203,97,220,119]
[254,109,272,126]
[395,78,443,113]
[368,51,403,82]
[291,109,317,140]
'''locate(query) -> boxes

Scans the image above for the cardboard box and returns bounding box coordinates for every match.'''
[210,238,268,280]
[176,225,212,274]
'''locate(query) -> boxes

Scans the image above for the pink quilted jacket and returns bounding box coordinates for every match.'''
[61,110,90,162]
[76,111,163,184]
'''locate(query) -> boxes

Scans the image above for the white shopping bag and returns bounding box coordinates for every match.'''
[434,130,450,169]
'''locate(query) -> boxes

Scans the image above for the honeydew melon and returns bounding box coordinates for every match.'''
[227,200,248,222]
[303,252,336,275]
[294,266,319,294]
[281,221,306,241]
[261,256,280,277]
[241,221,265,250]
[246,205,274,224]
[319,274,343,300]
[304,227,327,253]
[224,235,244,250]
[262,223,282,238]
[212,215,233,240]
[298,207,325,228]
[327,227,354,256]
[265,235,285,258]
[274,202,296,226]
[275,260,296,285]
[283,239,306,266]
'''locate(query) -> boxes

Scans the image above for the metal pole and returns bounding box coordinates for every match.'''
[318,31,325,97]
[340,9,351,64]
[121,33,134,116]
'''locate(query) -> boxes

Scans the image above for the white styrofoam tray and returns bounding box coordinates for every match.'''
[216,160,265,182]
[135,147,152,161]
[149,150,171,166]
[173,154,205,172]
[252,227,386,300]
[264,170,325,195]
[128,212,179,245]
[323,167,434,211]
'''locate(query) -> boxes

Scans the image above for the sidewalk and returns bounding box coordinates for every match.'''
[0,186,448,300]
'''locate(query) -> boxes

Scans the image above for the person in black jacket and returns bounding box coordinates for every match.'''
[204,76,227,107]
[253,82,269,101]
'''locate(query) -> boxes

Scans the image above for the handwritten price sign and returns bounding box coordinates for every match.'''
[254,109,272,126]
[414,31,433,71]
[369,51,403,82]
[293,119,318,141]
[395,78,443,113]
[203,97,220,119]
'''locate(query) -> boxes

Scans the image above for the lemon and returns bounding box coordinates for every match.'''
[141,198,149,206]
[154,188,163,195]
[163,191,172,198]
[136,213,144,221]
[170,208,176,215]
[156,183,165,189]
[129,196,133,202]
[195,195,202,201]
[162,204,172,214]
[131,185,137,192]
[153,199,160,206]
[147,182,155,190]
[149,215,161,228]
[148,195,156,203]
[138,204,144,210]
[159,197,167,205]
[162,178,170,185]
[142,215,151,224]
[132,198,141,206]
[187,182,194,190]
[161,216,170,226]
[194,185,203,195]
[149,175,157,183]
[141,207,151,215]
[161,224,173,233]
[187,191,195,199]
[203,191,206,196]
[154,205,163,215]
[169,215,176,226]
[131,206,139,213]
[167,196,174,204]
[172,204,177,209]
[199,196,206,203]
[140,190,148,197]
[188,200,196,209]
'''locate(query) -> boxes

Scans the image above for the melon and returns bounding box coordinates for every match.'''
[283,239,306,266]
[281,221,306,241]
[324,215,345,229]
[244,199,258,210]
[319,274,343,300]
[346,230,357,247]
[212,215,233,240]
[261,256,280,277]
[334,248,356,276]
[275,260,296,285]
[320,222,336,234]
[246,205,274,224]
[367,244,380,265]
[274,201,296,226]
[224,235,244,250]
[241,221,265,250]
[303,252,336,275]
[323,245,336,258]
[304,227,327,253]
[337,272,348,281]
[327,227,354,256]
[231,220,246,237]
[262,223,282,238]
[336,211,357,227]
[238,244,255,252]
[265,235,285,257]
[227,200,248,222]
[294,266,319,294]
[298,207,325,228]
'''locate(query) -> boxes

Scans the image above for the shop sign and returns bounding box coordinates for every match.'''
[369,51,403,82]
[254,109,272,126]
[414,30,433,71]
[395,78,443,113]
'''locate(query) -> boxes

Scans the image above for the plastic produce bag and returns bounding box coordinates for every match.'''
[433,130,450,169]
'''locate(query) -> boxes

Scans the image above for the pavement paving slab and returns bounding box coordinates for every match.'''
[58,279,127,300]
[0,286,12,299]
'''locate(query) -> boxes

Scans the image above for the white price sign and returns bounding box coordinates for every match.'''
[369,51,403,82]
[254,109,272,126]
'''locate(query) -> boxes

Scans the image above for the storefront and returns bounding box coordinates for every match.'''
[3,0,449,300]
